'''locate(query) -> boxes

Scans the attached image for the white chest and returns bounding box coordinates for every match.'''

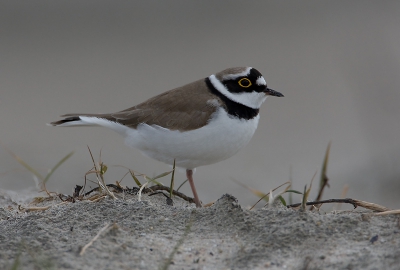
[123,108,260,169]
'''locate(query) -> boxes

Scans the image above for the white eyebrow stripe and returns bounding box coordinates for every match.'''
[256,76,266,86]
[222,67,252,80]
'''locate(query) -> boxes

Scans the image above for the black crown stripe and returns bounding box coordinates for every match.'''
[205,77,259,120]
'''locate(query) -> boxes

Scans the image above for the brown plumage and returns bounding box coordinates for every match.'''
[51,79,223,131]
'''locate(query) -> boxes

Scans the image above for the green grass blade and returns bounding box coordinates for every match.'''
[129,170,142,187]
[278,195,286,206]
[100,163,108,175]
[143,170,173,186]
[13,154,44,182]
[43,152,74,183]
[285,190,303,194]
[153,171,173,180]
[151,180,163,186]
[143,175,163,186]
[176,179,188,192]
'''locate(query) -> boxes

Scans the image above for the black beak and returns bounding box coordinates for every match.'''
[265,88,284,97]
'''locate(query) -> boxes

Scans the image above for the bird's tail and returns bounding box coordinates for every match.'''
[48,113,113,127]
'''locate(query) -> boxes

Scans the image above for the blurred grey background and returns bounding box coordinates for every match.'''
[1,1,399,208]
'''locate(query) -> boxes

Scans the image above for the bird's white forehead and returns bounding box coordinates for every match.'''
[222,67,252,80]
[256,76,266,86]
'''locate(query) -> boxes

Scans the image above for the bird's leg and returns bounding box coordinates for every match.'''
[186,169,202,208]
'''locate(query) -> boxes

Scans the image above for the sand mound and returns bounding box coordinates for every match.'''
[1,191,399,269]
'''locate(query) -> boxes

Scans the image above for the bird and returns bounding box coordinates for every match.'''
[50,67,283,207]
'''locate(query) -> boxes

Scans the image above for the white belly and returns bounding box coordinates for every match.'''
[123,108,259,169]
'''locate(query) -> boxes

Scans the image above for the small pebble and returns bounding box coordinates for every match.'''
[370,235,379,244]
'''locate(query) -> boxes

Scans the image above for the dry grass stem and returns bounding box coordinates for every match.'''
[288,198,390,212]
[86,194,104,201]
[18,201,68,212]
[203,201,215,207]
[372,209,400,216]
[138,181,150,202]
[80,223,111,256]
[90,195,107,203]
[302,171,317,211]
[18,205,52,212]
[244,181,291,210]
[335,184,349,210]
[148,185,195,204]
[341,184,349,198]
[86,146,116,199]
[267,182,292,208]
[352,199,390,212]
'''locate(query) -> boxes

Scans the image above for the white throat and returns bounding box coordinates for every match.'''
[208,74,267,109]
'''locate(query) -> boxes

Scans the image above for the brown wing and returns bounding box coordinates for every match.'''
[59,79,220,131]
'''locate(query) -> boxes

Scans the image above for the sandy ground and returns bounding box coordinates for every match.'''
[1,189,399,270]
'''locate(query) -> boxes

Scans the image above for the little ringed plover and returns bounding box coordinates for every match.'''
[50,67,283,207]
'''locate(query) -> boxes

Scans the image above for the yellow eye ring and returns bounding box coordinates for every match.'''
[238,78,252,88]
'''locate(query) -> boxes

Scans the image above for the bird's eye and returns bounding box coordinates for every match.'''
[238,78,252,88]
